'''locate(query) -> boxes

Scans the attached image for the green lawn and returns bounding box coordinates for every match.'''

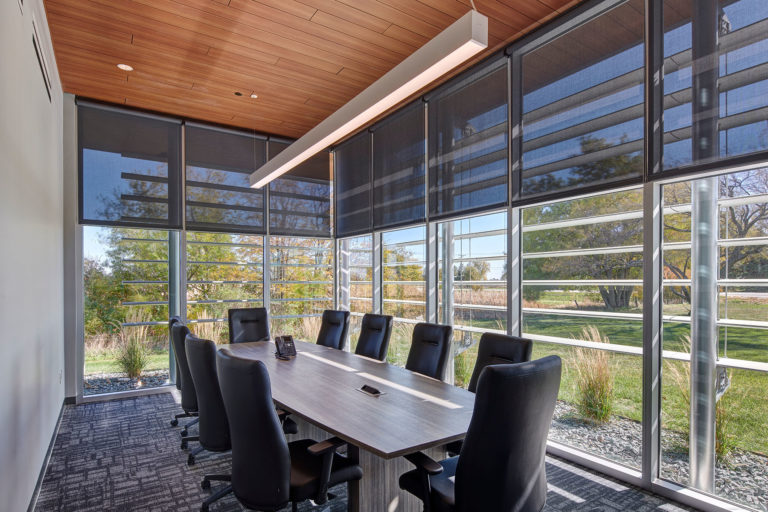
[85,349,169,375]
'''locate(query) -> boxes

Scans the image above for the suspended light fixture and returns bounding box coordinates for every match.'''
[250,9,488,188]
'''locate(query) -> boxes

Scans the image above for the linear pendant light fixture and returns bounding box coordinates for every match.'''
[250,10,488,188]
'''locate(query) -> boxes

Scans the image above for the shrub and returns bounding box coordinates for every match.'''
[192,313,226,345]
[666,335,734,461]
[114,314,149,379]
[574,326,614,423]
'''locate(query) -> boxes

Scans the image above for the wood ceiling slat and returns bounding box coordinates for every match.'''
[45,0,587,138]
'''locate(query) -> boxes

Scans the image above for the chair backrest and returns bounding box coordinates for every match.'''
[455,356,561,512]
[216,349,291,510]
[228,307,270,344]
[405,322,453,380]
[467,333,533,393]
[316,310,350,350]
[354,313,393,361]
[169,316,182,390]
[171,322,197,412]
[185,333,231,452]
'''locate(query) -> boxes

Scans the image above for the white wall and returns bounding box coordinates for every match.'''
[0,0,65,510]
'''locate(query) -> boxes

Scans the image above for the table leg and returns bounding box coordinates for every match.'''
[287,416,444,512]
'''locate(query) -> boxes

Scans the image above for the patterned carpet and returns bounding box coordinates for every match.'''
[35,392,693,512]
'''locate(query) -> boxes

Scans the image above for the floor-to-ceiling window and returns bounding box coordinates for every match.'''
[521,188,644,470]
[381,226,427,366]
[661,167,768,509]
[82,227,171,395]
[438,211,507,386]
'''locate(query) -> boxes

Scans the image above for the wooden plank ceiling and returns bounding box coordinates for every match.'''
[45,0,582,139]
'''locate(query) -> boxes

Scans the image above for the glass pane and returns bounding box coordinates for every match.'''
[185,232,263,344]
[382,226,426,366]
[661,167,768,509]
[82,226,170,395]
[521,187,644,470]
[79,105,180,227]
[428,62,508,217]
[438,211,507,388]
[338,235,373,352]
[521,0,644,197]
[663,0,768,170]
[270,237,334,340]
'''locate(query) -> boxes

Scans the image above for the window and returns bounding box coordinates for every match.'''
[662,0,768,170]
[519,0,644,198]
[270,237,334,341]
[521,188,644,470]
[335,132,372,237]
[185,125,266,233]
[82,227,170,395]
[661,167,768,507]
[185,232,264,343]
[79,104,182,228]
[382,226,427,366]
[337,235,374,352]
[428,60,508,218]
[372,103,426,229]
[439,211,507,387]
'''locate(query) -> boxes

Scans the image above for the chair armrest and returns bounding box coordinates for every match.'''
[405,452,443,475]
[308,436,347,456]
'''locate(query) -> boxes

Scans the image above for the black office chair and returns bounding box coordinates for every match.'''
[405,322,453,380]
[399,356,562,512]
[447,333,533,455]
[170,322,199,444]
[316,309,350,350]
[169,315,182,391]
[228,307,270,344]
[354,313,393,361]
[185,333,231,467]
[210,348,363,512]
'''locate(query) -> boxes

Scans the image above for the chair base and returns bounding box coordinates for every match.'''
[201,474,230,490]
[201,483,233,512]
[171,411,197,427]
[187,445,205,465]
[181,417,199,437]
[181,435,199,450]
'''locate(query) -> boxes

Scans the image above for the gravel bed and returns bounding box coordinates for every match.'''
[84,369,170,395]
[550,401,768,511]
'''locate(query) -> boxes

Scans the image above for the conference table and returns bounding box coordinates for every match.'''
[224,339,476,512]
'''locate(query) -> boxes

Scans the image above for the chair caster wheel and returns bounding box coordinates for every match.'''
[201,479,210,490]
[200,505,209,512]
[181,429,188,437]
[188,454,196,466]
[181,440,188,450]
[170,418,179,427]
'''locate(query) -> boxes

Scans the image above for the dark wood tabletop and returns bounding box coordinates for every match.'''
[222,340,476,459]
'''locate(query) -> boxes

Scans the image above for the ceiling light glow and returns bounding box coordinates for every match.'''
[249,10,487,189]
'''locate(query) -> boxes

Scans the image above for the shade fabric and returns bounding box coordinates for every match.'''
[428,62,508,218]
[268,140,332,238]
[372,103,426,229]
[185,124,267,234]
[334,132,372,237]
[79,103,182,228]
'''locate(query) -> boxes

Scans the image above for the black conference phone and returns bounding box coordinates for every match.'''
[275,335,297,360]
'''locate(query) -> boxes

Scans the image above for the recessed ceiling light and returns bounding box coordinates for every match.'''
[250,93,258,99]
[117,63,133,71]
[234,91,243,96]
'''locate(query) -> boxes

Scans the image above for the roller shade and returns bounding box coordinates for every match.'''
[79,103,182,228]
[334,132,372,237]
